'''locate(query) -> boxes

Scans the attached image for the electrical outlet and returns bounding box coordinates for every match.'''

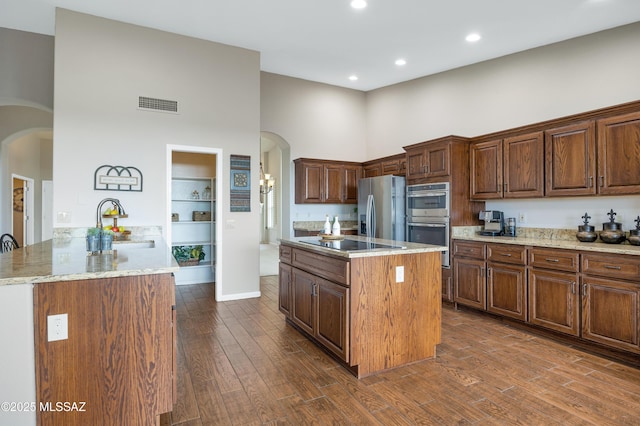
[47,313,68,342]
[518,213,526,224]
[396,266,404,283]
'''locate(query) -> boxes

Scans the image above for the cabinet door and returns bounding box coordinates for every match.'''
[487,262,527,321]
[324,164,344,204]
[343,165,362,203]
[406,147,426,180]
[363,163,381,178]
[581,275,640,353]
[528,269,579,336]
[442,267,453,302]
[278,263,292,317]
[295,161,324,203]
[503,132,544,198]
[545,121,596,196]
[424,141,450,178]
[291,268,316,335]
[453,257,486,309]
[470,139,503,199]
[597,111,640,195]
[380,159,399,175]
[316,277,349,361]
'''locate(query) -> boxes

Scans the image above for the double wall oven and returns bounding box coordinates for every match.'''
[406,182,450,267]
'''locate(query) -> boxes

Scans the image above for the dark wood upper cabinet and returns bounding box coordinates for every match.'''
[294,159,362,204]
[503,132,544,198]
[597,111,640,195]
[471,132,543,199]
[470,139,503,199]
[405,140,451,181]
[545,121,597,196]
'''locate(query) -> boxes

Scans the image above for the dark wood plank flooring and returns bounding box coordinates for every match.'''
[161,276,640,425]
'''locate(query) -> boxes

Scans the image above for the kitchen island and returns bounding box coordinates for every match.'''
[0,237,178,426]
[278,235,447,378]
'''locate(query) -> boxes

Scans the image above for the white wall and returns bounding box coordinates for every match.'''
[261,72,367,226]
[366,22,640,157]
[364,22,640,230]
[53,9,261,299]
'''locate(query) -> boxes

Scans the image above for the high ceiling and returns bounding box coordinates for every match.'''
[2,0,640,91]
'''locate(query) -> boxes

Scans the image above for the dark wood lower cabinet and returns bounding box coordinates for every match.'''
[453,256,485,310]
[453,239,640,360]
[315,277,349,361]
[528,268,579,336]
[278,262,292,317]
[280,242,441,378]
[581,275,640,353]
[487,262,526,321]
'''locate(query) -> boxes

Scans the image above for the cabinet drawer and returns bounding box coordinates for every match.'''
[582,253,640,281]
[452,240,485,260]
[487,244,526,265]
[279,245,292,264]
[292,248,350,286]
[529,248,579,272]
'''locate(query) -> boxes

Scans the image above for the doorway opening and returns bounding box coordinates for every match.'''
[11,174,34,247]
[167,145,222,296]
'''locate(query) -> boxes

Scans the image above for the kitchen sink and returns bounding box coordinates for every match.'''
[112,240,155,249]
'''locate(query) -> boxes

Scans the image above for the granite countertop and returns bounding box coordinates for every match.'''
[452,226,640,256]
[280,235,447,259]
[0,237,179,286]
[293,220,359,231]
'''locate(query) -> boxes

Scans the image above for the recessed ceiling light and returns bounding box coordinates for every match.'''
[395,58,407,66]
[466,33,481,42]
[349,75,359,81]
[351,0,367,9]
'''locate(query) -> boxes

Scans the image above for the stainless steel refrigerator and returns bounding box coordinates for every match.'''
[357,175,406,241]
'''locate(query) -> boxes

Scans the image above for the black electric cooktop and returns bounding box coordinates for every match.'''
[299,238,406,252]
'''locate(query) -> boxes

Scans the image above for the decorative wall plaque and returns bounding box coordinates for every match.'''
[230,155,250,212]
[94,165,143,192]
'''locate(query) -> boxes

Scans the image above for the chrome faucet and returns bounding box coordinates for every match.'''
[96,198,126,229]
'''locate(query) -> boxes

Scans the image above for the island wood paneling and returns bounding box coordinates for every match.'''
[349,251,441,377]
[34,273,175,426]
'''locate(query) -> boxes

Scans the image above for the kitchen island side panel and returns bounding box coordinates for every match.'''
[350,251,441,377]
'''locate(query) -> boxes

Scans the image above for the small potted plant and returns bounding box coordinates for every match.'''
[86,227,101,253]
[101,228,114,251]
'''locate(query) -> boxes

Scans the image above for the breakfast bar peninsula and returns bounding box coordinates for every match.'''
[278,235,446,378]
[0,236,178,426]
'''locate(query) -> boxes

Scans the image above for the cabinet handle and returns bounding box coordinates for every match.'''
[600,176,604,187]
[604,265,622,270]
[487,267,491,278]
[501,253,513,257]
[545,258,559,263]
[503,183,507,192]
[571,282,576,295]
[589,176,593,188]
[582,283,587,296]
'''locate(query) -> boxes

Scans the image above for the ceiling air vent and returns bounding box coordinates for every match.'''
[138,96,178,114]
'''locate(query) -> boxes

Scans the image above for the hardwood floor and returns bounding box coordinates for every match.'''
[161,277,640,425]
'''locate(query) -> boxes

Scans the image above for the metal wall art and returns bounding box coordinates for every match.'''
[94,165,143,192]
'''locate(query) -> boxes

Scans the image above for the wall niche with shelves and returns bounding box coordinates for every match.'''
[171,151,217,285]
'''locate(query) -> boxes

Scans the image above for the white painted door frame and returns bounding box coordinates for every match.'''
[11,174,35,246]
[166,144,223,299]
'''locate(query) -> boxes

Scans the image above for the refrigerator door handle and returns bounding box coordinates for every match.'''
[367,194,376,238]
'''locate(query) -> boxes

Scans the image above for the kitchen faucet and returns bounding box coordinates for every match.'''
[96,198,126,229]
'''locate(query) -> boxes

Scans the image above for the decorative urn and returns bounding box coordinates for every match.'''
[599,209,626,244]
[628,216,640,246]
[576,212,598,242]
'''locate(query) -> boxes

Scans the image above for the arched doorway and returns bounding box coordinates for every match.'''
[259,132,290,276]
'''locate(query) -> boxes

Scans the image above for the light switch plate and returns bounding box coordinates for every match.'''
[47,313,68,342]
[396,266,404,283]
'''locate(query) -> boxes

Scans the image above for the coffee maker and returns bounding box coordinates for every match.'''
[479,211,505,236]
